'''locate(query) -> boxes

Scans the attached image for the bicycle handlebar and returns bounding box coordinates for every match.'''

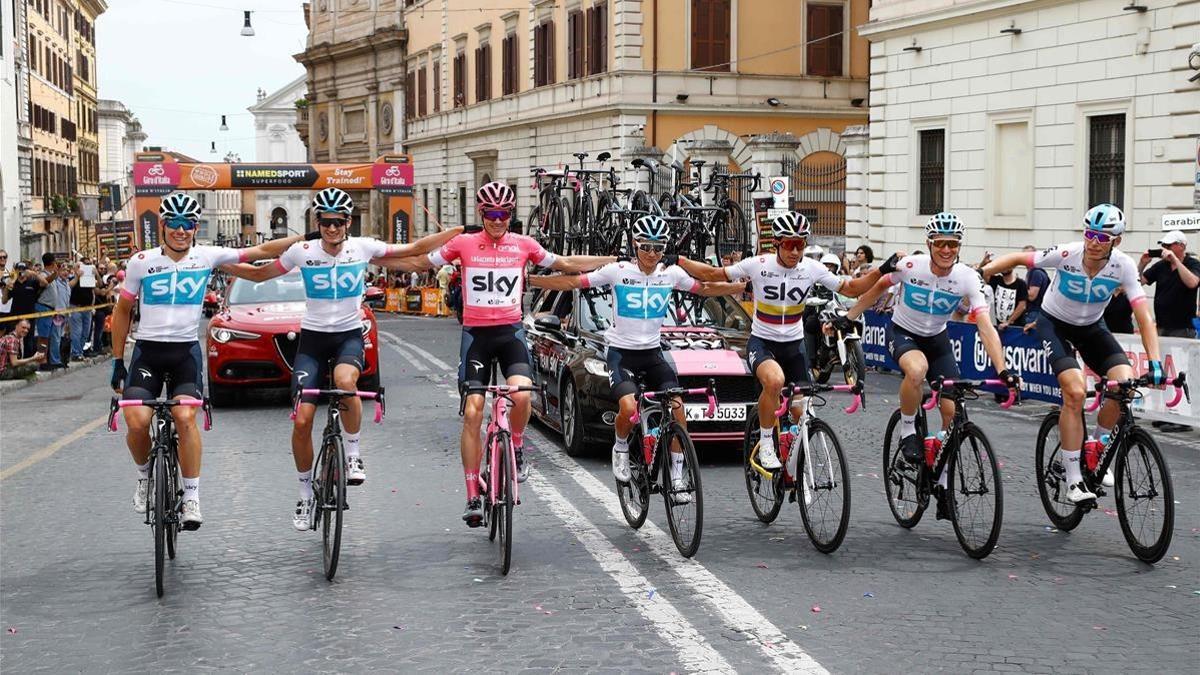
[923,378,1016,411]
[290,388,386,424]
[1084,373,1188,413]
[771,382,863,418]
[458,384,543,416]
[629,380,718,424]
[108,396,211,432]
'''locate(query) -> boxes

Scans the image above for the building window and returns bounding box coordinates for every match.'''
[475,42,491,102]
[568,9,584,79]
[588,3,608,76]
[806,3,844,77]
[534,19,556,87]
[918,128,945,215]
[459,186,467,226]
[991,119,1031,221]
[417,66,427,116]
[1088,114,1125,209]
[436,187,443,225]
[432,61,441,112]
[502,33,518,95]
[453,52,466,107]
[691,0,730,72]
[405,71,415,120]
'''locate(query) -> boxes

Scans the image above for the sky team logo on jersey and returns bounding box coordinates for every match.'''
[901,283,961,316]
[1056,270,1119,303]
[761,282,808,304]
[614,285,672,319]
[142,268,211,305]
[300,262,367,299]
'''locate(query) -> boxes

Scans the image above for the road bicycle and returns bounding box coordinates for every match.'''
[1035,374,1186,563]
[528,167,576,254]
[108,395,212,597]
[743,382,860,553]
[882,378,1013,559]
[616,379,717,558]
[461,382,542,575]
[291,387,385,581]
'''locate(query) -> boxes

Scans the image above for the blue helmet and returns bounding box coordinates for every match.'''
[1083,203,1125,236]
[312,187,354,216]
[632,214,670,242]
[926,212,964,240]
[159,192,201,223]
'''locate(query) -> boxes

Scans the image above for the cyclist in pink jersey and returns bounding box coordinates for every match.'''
[376,181,612,526]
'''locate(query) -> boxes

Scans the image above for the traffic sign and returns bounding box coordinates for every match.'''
[769,177,789,209]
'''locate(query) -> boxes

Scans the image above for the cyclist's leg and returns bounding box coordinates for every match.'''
[496,325,535,448]
[1036,317,1094,499]
[121,341,159,467]
[889,323,928,462]
[459,327,489,512]
[923,330,960,433]
[331,329,367,481]
[290,331,329,479]
[774,339,811,421]
[1076,324,1133,433]
[165,343,204,525]
[748,336,785,431]
[607,348,640,482]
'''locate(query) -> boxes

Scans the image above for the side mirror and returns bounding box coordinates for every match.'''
[597,151,611,163]
[534,315,563,332]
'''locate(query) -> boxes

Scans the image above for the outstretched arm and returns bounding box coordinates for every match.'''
[373,255,432,273]
[550,255,615,274]
[981,251,1030,279]
[676,256,729,282]
[239,234,304,262]
[838,265,884,297]
[696,281,748,297]
[528,273,585,291]
[382,226,463,258]
[845,276,894,321]
[221,261,287,282]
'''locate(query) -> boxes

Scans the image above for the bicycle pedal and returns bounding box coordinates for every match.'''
[1078,498,1097,512]
[787,491,796,504]
[1093,488,1107,498]
[182,521,201,532]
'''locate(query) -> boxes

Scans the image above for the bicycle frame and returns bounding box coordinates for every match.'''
[629,382,717,484]
[748,383,862,484]
[108,397,211,524]
[1081,375,1186,482]
[919,378,1014,478]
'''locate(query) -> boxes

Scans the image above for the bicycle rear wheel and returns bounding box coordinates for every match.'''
[742,409,783,523]
[661,422,703,558]
[797,418,851,553]
[1115,427,1174,563]
[320,437,346,581]
[617,433,650,529]
[947,423,1003,559]
[1034,412,1084,531]
[883,409,926,527]
[165,452,181,561]
[715,201,748,260]
[496,432,515,575]
[152,451,167,597]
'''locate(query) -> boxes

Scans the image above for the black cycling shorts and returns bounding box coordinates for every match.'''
[1036,313,1129,377]
[887,322,960,383]
[746,335,810,385]
[123,340,204,401]
[605,346,680,400]
[292,328,365,403]
[458,323,533,391]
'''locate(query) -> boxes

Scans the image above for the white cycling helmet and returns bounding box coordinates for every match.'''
[770,211,812,239]
[1082,203,1126,236]
[159,192,201,223]
[632,214,670,242]
[803,245,825,260]
[820,253,841,273]
[926,212,965,240]
[312,187,354,216]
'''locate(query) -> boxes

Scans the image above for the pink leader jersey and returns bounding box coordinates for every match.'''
[428,231,558,327]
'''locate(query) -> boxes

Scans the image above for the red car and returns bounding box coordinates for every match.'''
[206,270,383,406]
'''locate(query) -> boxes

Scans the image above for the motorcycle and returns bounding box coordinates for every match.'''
[805,294,867,390]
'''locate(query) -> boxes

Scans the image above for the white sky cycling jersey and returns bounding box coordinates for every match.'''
[724,255,842,342]
[276,237,392,333]
[1026,241,1146,326]
[580,262,700,350]
[887,255,988,337]
[120,245,243,342]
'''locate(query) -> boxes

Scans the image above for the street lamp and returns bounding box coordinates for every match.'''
[240,10,255,36]
[210,141,217,154]
[219,115,229,131]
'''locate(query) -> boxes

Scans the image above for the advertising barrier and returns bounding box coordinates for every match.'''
[860,311,1199,426]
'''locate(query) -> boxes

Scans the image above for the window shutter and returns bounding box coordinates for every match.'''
[567,11,580,79]
[433,61,441,112]
[588,4,608,75]
[547,20,556,85]
[691,0,708,70]
[534,23,544,86]
[417,67,427,116]
[807,4,843,77]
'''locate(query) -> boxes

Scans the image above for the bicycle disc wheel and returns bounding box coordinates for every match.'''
[661,422,703,558]
[166,455,181,561]
[797,418,851,553]
[947,423,1003,559]
[320,437,346,581]
[152,453,167,597]
[883,409,926,527]
[617,433,650,529]
[1034,412,1084,531]
[497,432,514,575]
[742,409,783,523]
[1115,427,1174,563]
[483,434,498,542]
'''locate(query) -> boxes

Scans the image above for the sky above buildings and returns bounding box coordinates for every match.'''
[96,0,308,162]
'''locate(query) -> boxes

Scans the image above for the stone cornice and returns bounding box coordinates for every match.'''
[859,0,1071,40]
[294,27,407,67]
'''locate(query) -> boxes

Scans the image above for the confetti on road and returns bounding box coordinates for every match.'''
[1165,585,1177,589]
[392,625,404,630]
[1173,556,1181,561]
[863,592,875,598]
[473,578,483,582]
[769,536,785,542]
[811,605,822,613]
[647,589,656,599]
[1008,574,1019,580]
[755,563,769,569]
[1093,626,1107,631]
[6,628,15,634]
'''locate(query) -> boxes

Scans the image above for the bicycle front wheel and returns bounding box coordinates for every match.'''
[797,418,851,553]
[320,437,346,581]
[1115,427,1174,563]
[165,453,181,561]
[742,409,783,523]
[496,432,515,575]
[883,409,926,527]
[152,452,167,598]
[1034,412,1084,531]
[947,423,1003,559]
[617,433,650,529]
[661,422,703,558]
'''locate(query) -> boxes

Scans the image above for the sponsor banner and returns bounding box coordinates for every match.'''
[1103,333,1196,424]
[753,197,774,254]
[95,220,137,260]
[133,162,181,195]
[373,162,415,195]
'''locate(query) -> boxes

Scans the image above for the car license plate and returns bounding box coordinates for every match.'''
[685,403,746,422]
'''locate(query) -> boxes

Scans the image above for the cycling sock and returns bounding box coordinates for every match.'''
[343,432,361,459]
[613,434,628,451]
[464,471,480,500]
[1092,425,1111,442]
[670,452,684,481]
[900,413,916,439]
[1062,449,1083,484]
[182,477,199,503]
[512,430,524,449]
[136,460,151,479]
[298,470,313,500]
[758,427,775,451]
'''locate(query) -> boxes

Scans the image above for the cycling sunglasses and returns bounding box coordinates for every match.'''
[929,238,961,250]
[317,217,349,228]
[776,239,806,252]
[163,217,198,231]
[481,209,511,221]
[636,242,667,253]
[1083,229,1114,244]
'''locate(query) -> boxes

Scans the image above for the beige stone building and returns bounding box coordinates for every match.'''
[294,0,407,238]
[72,0,103,256]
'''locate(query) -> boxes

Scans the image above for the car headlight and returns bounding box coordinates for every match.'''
[584,357,609,377]
[209,327,261,343]
[361,319,373,335]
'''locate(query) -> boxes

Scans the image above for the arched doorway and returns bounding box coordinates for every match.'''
[271,207,288,239]
[784,150,846,248]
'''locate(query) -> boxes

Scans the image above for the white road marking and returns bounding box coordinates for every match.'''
[401,341,453,371]
[539,449,829,674]
[1,416,108,481]
[379,331,429,372]
[526,468,735,674]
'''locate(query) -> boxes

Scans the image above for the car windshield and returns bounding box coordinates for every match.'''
[227,271,307,304]
[578,288,751,333]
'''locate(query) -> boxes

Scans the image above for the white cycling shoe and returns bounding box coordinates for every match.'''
[756,444,782,470]
[133,477,149,514]
[1066,482,1097,503]
[293,498,314,531]
[670,477,693,505]
[612,445,631,483]
[346,456,366,485]
[181,500,203,530]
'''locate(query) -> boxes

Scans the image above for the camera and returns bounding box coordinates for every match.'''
[1190,43,1200,70]
[1148,248,1162,259]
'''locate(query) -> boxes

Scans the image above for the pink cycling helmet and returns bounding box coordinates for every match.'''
[475,181,516,210]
